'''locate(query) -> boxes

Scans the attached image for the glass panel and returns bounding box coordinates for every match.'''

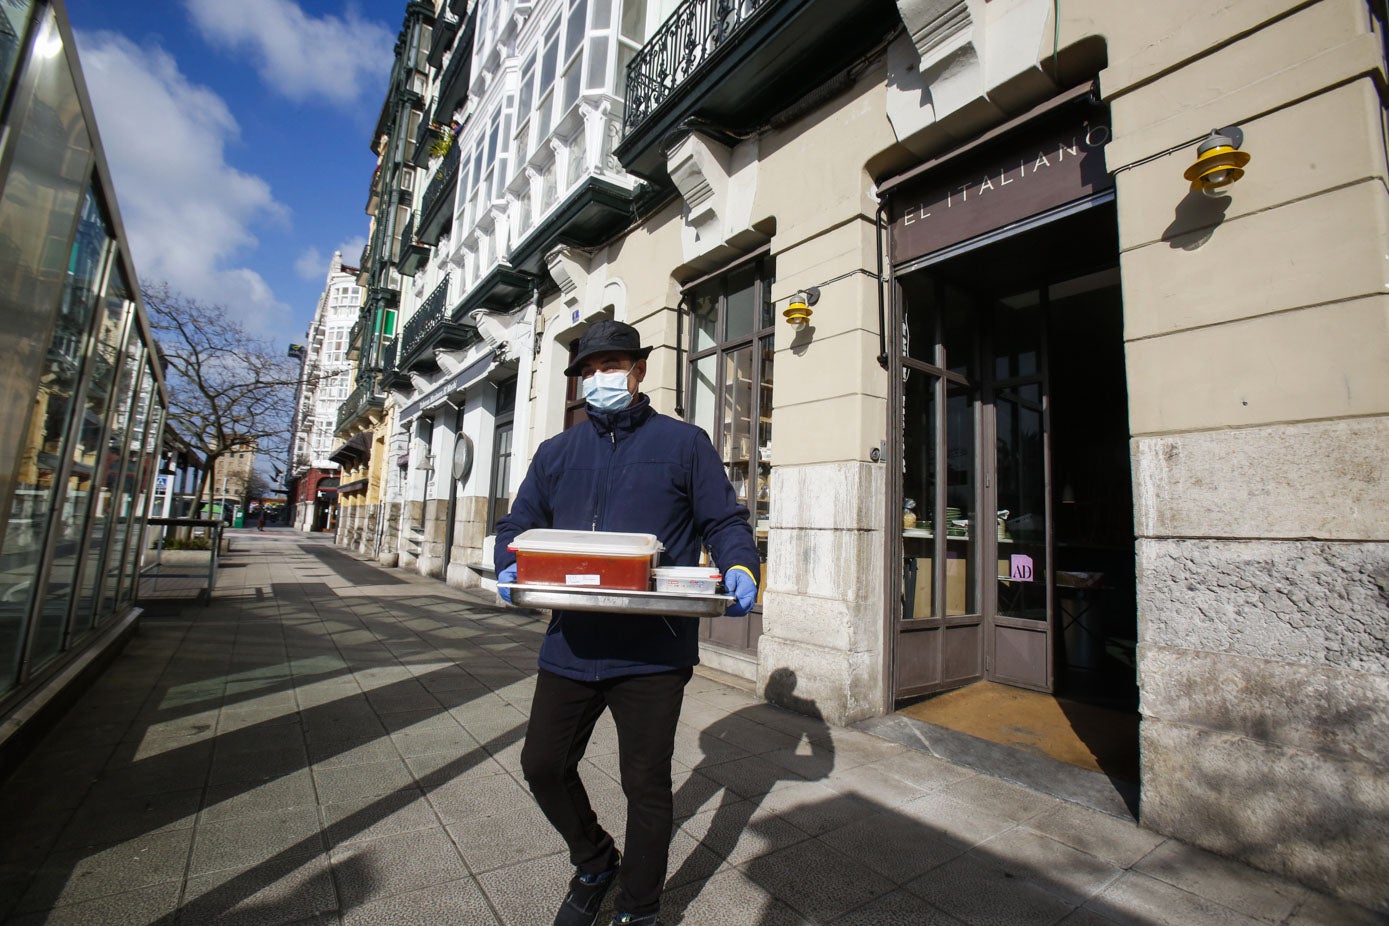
[996,380,1046,620]
[100,358,150,616]
[901,366,937,618]
[562,51,582,112]
[36,193,119,650]
[592,0,613,30]
[620,0,646,41]
[489,423,513,532]
[517,53,535,116]
[10,185,110,672]
[902,277,937,365]
[753,336,773,531]
[690,284,717,353]
[585,34,608,90]
[120,393,162,607]
[688,354,716,440]
[566,0,588,57]
[723,265,755,341]
[941,283,975,380]
[720,344,754,509]
[615,42,635,98]
[540,20,560,92]
[0,0,36,106]
[0,9,94,691]
[993,290,1042,379]
[944,379,976,616]
[75,277,136,628]
[758,263,774,329]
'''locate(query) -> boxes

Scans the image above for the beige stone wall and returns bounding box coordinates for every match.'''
[1095,0,1389,907]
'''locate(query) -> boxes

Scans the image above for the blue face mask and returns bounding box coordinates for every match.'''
[583,369,632,411]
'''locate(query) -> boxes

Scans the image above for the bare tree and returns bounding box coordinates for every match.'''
[142,283,313,519]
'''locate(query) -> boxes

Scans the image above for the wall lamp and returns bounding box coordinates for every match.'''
[1184,126,1250,196]
[783,287,820,327]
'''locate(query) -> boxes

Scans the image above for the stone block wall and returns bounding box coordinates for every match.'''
[1105,2,1389,906]
[758,462,887,725]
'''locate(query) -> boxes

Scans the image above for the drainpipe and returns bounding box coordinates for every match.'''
[875,200,889,370]
[674,295,688,417]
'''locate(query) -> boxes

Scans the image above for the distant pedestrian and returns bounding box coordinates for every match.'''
[256,509,266,531]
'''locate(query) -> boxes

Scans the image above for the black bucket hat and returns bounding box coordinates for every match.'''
[563,319,653,377]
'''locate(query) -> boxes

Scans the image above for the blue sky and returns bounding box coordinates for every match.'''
[64,0,403,348]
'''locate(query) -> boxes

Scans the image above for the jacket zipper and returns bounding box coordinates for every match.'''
[595,430,617,681]
[591,430,616,531]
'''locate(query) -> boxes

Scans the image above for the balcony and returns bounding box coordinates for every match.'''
[396,274,477,375]
[380,337,409,392]
[433,12,475,122]
[615,0,900,182]
[418,142,461,246]
[397,212,430,277]
[335,377,386,434]
[428,12,460,69]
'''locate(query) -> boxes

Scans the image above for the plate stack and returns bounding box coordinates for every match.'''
[945,507,966,538]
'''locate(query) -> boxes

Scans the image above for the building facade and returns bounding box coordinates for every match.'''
[337,0,1388,907]
[288,251,360,532]
[0,0,169,774]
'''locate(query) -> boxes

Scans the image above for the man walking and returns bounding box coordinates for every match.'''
[494,320,759,926]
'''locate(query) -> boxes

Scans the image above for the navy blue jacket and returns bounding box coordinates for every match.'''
[494,396,760,681]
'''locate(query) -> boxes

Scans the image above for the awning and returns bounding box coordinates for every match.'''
[338,478,369,495]
[328,432,371,467]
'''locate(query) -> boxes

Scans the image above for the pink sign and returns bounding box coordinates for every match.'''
[1009,554,1035,582]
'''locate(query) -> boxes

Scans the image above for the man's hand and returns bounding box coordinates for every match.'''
[724,568,757,616]
[497,563,517,604]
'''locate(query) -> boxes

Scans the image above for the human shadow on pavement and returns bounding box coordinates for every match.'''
[660,668,834,925]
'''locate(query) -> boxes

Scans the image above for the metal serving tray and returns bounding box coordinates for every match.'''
[500,583,734,618]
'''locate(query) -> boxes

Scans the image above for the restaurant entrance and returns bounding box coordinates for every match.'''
[891,201,1136,712]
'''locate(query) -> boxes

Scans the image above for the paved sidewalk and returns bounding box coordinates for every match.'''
[0,530,1380,925]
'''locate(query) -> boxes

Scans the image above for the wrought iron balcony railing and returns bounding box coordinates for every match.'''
[335,377,385,433]
[419,142,461,244]
[622,0,770,137]
[381,336,398,373]
[399,274,451,361]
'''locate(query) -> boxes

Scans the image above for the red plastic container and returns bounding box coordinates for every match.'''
[509,529,663,591]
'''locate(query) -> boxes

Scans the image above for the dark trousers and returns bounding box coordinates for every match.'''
[521,666,692,917]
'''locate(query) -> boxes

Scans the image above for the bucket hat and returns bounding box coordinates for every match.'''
[563,319,653,377]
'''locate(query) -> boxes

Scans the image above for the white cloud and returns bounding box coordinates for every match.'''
[183,0,394,108]
[295,235,367,281]
[77,31,292,338]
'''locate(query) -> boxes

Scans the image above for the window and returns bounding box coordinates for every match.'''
[487,378,517,532]
[563,336,590,431]
[685,254,775,629]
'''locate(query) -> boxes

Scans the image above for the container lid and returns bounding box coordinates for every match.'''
[652,566,723,578]
[509,529,662,557]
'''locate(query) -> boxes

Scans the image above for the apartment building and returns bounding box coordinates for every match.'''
[339,0,1389,905]
[288,251,361,532]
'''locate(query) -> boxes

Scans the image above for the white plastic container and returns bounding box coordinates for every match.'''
[509,529,662,590]
[651,566,723,594]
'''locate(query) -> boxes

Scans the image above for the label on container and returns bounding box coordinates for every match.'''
[565,574,601,586]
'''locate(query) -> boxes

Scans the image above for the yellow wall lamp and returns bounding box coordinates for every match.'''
[784,286,820,327]
[1184,126,1250,195]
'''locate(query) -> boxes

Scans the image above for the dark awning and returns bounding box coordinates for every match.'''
[338,478,369,495]
[329,432,371,467]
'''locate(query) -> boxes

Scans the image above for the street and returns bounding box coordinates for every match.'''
[0,530,1376,925]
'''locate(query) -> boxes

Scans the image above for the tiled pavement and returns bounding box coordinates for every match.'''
[0,530,1381,926]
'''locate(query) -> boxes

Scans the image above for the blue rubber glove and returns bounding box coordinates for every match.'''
[724,568,757,616]
[497,563,517,604]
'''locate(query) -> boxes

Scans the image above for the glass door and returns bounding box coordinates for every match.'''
[985,292,1053,691]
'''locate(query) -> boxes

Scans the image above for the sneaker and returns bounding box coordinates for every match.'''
[610,915,658,926]
[553,854,621,926]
